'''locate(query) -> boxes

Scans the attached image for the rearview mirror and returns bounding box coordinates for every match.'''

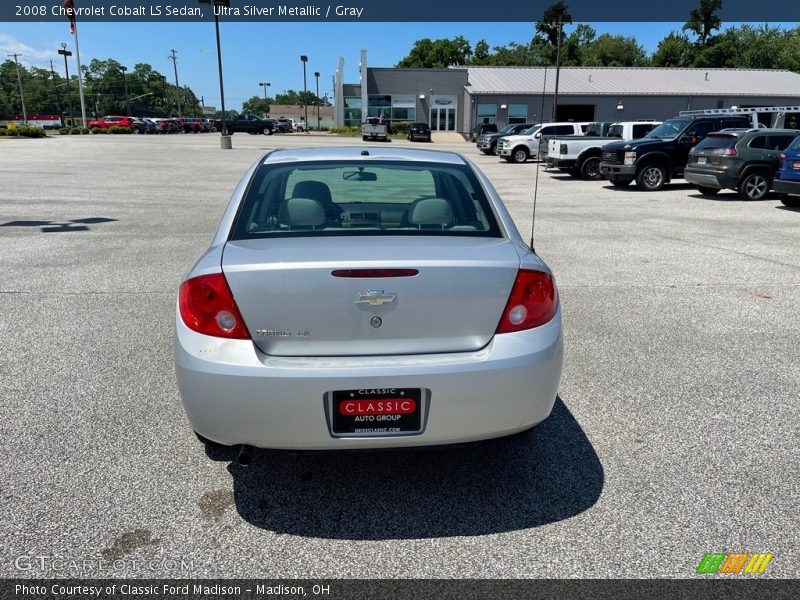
[343,170,377,181]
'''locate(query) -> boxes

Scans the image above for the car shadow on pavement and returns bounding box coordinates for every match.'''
[0,217,117,232]
[687,192,779,202]
[223,396,603,539]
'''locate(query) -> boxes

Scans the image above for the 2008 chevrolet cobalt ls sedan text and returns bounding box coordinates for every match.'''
[175,147,563,456]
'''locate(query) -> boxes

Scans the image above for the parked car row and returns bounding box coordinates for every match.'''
[85,115,218,134]
[214,114,306,135]
[480,107,800,205]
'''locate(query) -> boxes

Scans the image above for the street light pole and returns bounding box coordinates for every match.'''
[314,71,320,130]
[259,81,270,102]
[199,0,232,148]
[120,65,130,116]
[551,12,572,123]
[300,55,308,131]
[58,44,74,126]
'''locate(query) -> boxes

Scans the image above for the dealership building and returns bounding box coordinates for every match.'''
[333,52,800,133]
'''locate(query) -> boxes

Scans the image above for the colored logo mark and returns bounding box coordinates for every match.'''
[696,552,774,574]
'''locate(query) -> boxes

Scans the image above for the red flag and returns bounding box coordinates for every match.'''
[63,0,76,34]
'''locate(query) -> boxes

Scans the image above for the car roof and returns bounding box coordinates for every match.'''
[262,147,469,165]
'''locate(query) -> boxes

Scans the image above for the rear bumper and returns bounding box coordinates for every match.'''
[600,163,635,178]
[175,308,563,450]
[773,179,800,195]
[550,158,576,169]
[684,168,737,189]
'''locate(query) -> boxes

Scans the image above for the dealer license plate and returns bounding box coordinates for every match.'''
[331,388,423,436]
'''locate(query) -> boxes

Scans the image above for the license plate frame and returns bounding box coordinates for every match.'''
[329,388,424,437]
[698,156,708,165]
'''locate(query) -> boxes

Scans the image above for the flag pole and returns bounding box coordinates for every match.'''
[72,20,87,126]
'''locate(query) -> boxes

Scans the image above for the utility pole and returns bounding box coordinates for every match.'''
[50,60,64,127]
[168,49,182,115]
[551,12,572,122]
[58,44,74,126]
[8,53,28,125]
[120,65,130,116]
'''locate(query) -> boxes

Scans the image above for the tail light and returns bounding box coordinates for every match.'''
[496,270,557,334]
[713,147,737,156]
[178,273,250,339]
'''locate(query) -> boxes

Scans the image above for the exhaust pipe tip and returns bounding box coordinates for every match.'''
[236,444,255,467]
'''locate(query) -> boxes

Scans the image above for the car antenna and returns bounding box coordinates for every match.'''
[530,66,548,252]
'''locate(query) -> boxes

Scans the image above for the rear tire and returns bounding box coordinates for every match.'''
[738,172,770,200]
[697,186,720,195]
[636,163,667,191]
[780,194,800,207]
[579,156,602,180]
[362,135,368,141]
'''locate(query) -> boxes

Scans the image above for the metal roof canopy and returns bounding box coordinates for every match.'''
[462,67,800,97]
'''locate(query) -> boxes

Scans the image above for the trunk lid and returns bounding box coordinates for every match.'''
[222,236,521,356]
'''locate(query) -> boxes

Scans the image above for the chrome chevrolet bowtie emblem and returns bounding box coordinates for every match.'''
[355,290,397,306]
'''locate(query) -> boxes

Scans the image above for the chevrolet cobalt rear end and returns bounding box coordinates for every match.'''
[175,147,563,452]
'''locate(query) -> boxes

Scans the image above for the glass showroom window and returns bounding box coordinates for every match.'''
[508,104,528,124]
[344,97,362,127]
[391,107,416,122]
[368,95,392,118]
[477,103,497,125]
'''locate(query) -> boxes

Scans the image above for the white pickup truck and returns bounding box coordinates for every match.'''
[546,121,661,179]
[496,122,589,163]
[362,117,388,141]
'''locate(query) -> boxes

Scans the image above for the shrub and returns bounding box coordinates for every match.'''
[81,127,90,135]
[0,128,7,136]
[108,126,133,134]
[390,121,411,135]
[6,126,47,138]
[59,127,71,135]
[91,127,101,134]
[70,127,82,135]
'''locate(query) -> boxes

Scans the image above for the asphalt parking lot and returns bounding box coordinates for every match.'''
[1,132,798,578]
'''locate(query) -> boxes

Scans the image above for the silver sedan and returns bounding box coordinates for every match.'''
[174,147,563,459]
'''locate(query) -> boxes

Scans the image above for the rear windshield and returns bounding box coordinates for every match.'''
[230,161,502,239]
[694,135,737,151]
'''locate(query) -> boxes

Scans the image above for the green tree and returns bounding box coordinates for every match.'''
[581,34,649,66]
[396,36,473,68]
[274,89,323,105]
[242,96,271,115]
[651,32,697,66]
[683,0,723,47]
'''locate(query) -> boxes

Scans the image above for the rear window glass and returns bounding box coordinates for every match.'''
[230,161,502,239]
[767,134,798,151]
[694,135,737,151]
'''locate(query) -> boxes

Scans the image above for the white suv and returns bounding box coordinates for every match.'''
[497,122,590,163]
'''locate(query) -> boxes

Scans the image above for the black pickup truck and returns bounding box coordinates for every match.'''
[599,114,752,191]
[215,114,276,135]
